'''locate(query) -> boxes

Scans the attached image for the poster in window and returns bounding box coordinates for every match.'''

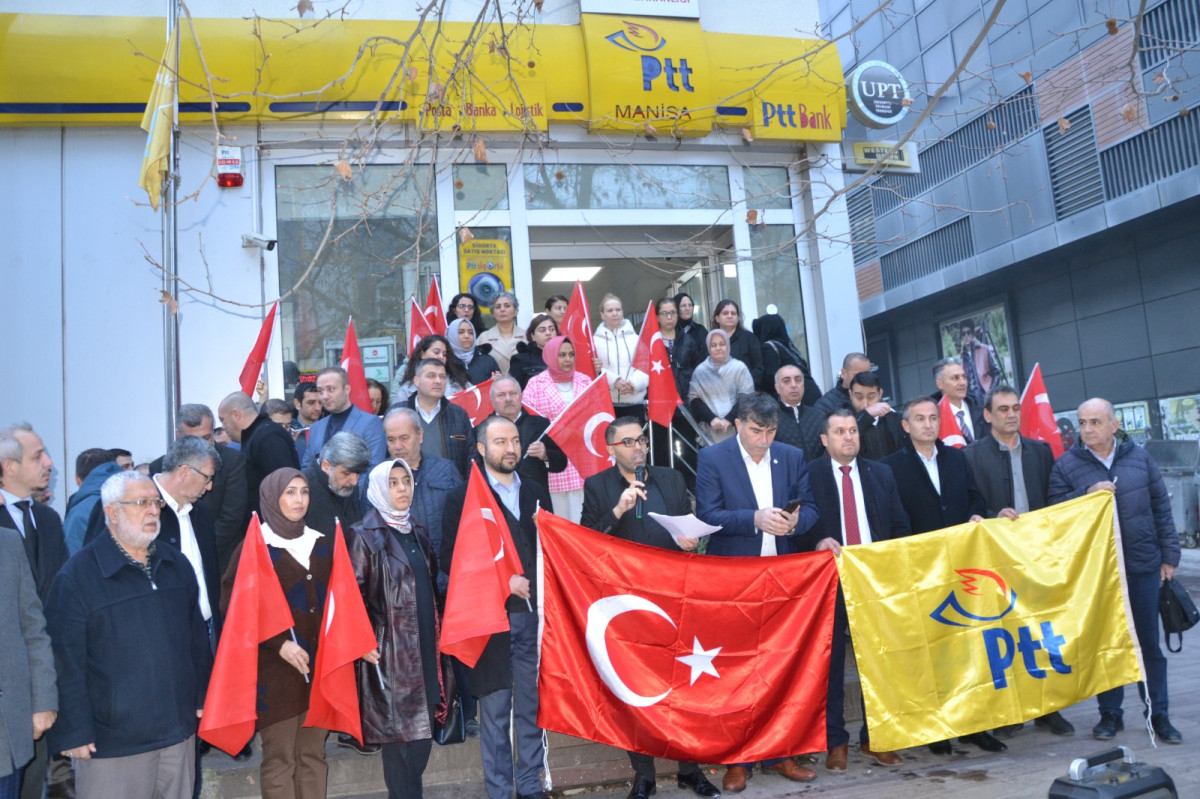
[1113,400,1152,446]
[1160,395,1200,441]
[457,238,512,316]
[937,303,1015,406]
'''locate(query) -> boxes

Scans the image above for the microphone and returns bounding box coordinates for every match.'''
[635,465,645,519]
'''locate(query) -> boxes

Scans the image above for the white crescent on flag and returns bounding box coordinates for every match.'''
[584,412,616,458]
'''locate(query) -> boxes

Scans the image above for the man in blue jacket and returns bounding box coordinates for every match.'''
[300,367,387,480]
[45,471,212,798]
[1049,398,1181,744]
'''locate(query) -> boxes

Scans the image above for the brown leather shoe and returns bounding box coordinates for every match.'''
[825,743,848,771]
[765,759,817,782]
[860,744,902,766]
[721,766,750,793]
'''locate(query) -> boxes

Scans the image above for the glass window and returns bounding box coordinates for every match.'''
[741,166,793,210]
[750,225,808,363]
[524,164,730,210]
[275,165,440,392]
[453,163,509,211]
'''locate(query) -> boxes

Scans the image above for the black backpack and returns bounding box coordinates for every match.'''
[1159,577,1199,653]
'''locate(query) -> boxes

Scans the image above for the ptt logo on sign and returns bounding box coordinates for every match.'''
[607,20,694,94]
[760,101,832,131]
[929,569,1072,690]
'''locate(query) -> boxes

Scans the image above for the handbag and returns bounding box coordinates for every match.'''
[1159,577,1199,653]
[433,693,466,746]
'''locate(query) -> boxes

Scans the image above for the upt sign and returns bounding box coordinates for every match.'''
[982,622,1072,689]
[641,56,694,92]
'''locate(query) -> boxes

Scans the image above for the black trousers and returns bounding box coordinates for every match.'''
[381,738,433,799]
[627,751,700,782]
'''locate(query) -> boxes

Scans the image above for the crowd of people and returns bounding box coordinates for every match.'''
[0,287,1184,799]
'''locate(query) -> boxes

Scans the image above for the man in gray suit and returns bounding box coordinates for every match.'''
[0,526,58,796]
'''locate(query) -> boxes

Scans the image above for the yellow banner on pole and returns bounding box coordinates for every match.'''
[139,26,178,211]
[839,492,1141,751]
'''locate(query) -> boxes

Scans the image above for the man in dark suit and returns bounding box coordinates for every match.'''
[394,359,475,479]
[218,391,299,518]
[802,407,910,772]
[811,352,871,420]
[963,385,1074,738]
[695,393,820,792]
[488,376,567,496]
[581,417,718,799]
[849,371,904,461]
[0,423,71,799]
[150,404,248,574]
[441,416,552,799]
[881,396,1000,754]
[299,368,386,477]
[933,358,988,444]
[773,364,824,460]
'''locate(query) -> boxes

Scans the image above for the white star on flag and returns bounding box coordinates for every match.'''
[651,359,665,374]
[677,637,721,685]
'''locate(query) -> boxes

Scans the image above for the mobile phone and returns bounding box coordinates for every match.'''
[782,498,802,515]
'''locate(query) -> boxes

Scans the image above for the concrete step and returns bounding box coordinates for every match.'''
[202,644,861,798]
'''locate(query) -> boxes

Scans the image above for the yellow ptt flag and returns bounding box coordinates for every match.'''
[139,26,178,211]
[839,492,1141,752]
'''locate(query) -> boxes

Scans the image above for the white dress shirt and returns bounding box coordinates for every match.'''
[737,437,777,557]
[948,399,975,441]
[0,488,32,537]
[830,458,873,545]
[915,446,941,495]
[154,476,212,621]
[1087,444,1117,471]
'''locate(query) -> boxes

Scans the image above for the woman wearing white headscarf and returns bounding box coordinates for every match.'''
[347,459,452,799]
[688,329,754,442]
[447,318,500,386]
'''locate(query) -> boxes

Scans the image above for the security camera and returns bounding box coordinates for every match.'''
[241,233,277,251]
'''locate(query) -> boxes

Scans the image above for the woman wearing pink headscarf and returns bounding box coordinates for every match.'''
[521,336,591,522]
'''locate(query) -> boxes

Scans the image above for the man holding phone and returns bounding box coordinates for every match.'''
[695,393,820,793]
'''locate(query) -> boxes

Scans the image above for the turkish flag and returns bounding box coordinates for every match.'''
[439,464,525,667]
[238,302,277,396]
[937,395,968,448]
[424,278,447,336]
[538,510,839,764]
[199,514,295,755]
[632,301,682,428]
[408,297,437,356]
[544,374,616,480]
[563,281,597,379]
[1020,363,1065,458]
[341,318,373,413]
[450,378,494,426]
[304,521,378,742]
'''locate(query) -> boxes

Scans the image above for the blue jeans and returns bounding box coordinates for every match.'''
[1097,571,1169,718]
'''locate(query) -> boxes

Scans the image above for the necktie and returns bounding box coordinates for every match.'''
[13,500,38,564]
[957,409,974,444]
[793,406,800,423]
[840,465,861,546]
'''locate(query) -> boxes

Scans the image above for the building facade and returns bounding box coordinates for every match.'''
[821,0,1200,443]
[2,0,862,506]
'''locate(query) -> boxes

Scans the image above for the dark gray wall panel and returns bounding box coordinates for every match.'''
[1069,254,1144,319]
[1019,321,1082,375]
[1083,358,1157,404]
[1076,306,1150,368]
[1153,347,1200,397]
[1145,290,1200,353]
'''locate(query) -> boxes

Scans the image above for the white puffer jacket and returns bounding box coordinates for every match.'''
[593,319,649,404]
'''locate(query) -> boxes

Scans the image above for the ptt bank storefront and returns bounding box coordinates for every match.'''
[2,0,862,492]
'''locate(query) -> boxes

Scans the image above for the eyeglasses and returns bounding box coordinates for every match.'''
[455,302,474,310]
[658,310,678,317]
[616,436,649,449]
[115,498,166,511]
[190,464,215,485]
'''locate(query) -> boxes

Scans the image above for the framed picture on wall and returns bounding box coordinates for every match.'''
[1160,395,1200,441]
[937,302,1017,407]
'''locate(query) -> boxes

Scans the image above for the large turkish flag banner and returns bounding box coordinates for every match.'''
[543,374,616,480]
[537,510,839,764]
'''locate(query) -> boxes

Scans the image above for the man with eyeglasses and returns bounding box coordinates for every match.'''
[580,418,718,799]
[45,471,212,799]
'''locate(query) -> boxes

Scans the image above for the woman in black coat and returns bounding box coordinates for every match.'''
[348,458,452,799]
[752,312,821,404]
[673,292,708,356]
[711,299,765,388]
[509,313,558,388]
[447,318,500,385]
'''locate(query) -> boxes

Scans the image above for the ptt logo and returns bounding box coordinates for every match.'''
[930,569,1072,690]
[607,21,694,94]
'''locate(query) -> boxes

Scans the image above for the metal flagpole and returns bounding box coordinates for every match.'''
[161,0,181,442]
[669,422,675,468]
